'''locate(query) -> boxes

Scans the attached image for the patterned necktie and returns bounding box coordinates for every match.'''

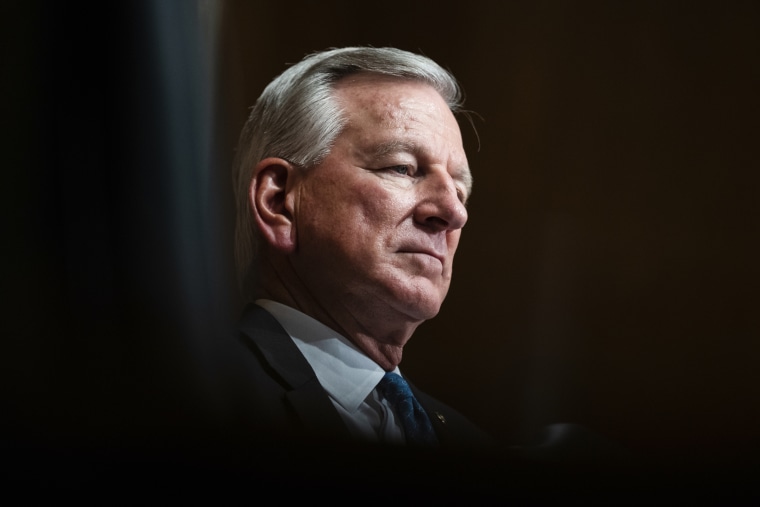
[376,372,438,447]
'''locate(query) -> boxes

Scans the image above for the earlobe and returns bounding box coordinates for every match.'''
[249,157,298,253]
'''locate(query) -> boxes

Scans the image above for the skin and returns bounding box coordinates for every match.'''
[250,73,471,371]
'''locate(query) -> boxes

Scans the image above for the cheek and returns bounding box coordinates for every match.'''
[299,169,415,245]
[346,181,412,228]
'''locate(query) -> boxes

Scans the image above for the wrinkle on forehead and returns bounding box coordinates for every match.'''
[334,74,441,121]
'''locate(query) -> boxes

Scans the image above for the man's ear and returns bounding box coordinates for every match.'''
[249,157,298,254]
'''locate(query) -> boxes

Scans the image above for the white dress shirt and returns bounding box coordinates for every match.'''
[255,299,406,444]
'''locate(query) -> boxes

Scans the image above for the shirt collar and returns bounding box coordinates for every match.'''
[255,299,393,413]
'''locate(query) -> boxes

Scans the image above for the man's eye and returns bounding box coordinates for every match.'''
[388,165,410,175]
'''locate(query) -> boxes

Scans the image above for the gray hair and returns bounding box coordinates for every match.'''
[232,46,465,301]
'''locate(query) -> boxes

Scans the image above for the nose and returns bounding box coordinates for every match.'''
[413,172,469,232]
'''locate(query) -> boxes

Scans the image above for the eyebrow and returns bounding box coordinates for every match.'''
[367,140,473,195]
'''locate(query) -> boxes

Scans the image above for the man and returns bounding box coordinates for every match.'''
[226,46,492,451]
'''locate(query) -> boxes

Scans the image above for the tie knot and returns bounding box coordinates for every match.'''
[377,372,414,404]
[376,372,438,446]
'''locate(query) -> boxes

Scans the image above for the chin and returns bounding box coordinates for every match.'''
[396,291,445,322]
[380,276,449,321]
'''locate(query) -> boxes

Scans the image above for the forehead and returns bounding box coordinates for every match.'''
[332,73,451,125]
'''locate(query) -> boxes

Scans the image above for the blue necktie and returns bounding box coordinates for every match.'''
[377,372,438,447]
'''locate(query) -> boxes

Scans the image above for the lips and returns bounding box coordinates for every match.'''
[396,246,446,266]
[396,230,452,268]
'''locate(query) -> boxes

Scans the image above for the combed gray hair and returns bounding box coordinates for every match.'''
[232,46,465,301]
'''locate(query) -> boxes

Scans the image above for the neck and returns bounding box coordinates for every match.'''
[256,260,421,371]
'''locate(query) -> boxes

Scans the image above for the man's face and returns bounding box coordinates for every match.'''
[291,74,471,333]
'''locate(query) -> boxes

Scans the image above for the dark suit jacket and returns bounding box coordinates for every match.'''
[217,303,494,452]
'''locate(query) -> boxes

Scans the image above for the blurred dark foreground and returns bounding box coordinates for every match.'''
[5,420,759,504]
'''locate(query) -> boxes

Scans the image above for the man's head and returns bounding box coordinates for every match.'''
[232,47,472,368]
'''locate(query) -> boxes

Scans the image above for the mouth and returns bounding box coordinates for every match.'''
[397,249,445,266]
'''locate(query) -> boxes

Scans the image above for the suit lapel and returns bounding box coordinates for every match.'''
[239,304,350,440]
[407,378,453,445]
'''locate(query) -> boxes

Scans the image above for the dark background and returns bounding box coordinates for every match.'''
[4,0,759,496]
